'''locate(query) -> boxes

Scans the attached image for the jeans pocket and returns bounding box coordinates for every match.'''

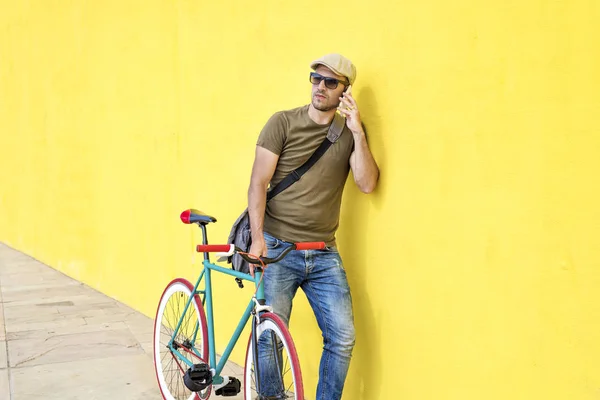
[263,233,280,249]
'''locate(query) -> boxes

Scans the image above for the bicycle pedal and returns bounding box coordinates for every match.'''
[215,376,241,396]
[183,363,213,392]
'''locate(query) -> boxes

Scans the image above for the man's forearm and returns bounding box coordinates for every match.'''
[351,132,379,193]
[248,183,268,240]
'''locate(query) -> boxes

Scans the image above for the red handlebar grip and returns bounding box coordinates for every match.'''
[196,244,232,253]
[294,242,326,251]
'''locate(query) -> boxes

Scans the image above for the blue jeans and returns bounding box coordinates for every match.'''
[258,232,355,400]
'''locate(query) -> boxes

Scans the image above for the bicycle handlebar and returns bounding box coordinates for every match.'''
[196,241,325,266]
[294,242,326,250]
[195,244,233,253]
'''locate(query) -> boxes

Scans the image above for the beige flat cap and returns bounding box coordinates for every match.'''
[310,53,356,85]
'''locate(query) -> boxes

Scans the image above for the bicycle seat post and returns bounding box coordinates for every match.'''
[199,224,209,261]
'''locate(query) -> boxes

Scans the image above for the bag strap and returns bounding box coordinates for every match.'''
[267,113,346,202]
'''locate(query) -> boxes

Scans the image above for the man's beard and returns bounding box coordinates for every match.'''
[312,94,340,112]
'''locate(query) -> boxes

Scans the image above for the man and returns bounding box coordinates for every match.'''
[247,53,379,400]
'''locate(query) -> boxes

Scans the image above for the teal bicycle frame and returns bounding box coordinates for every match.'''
[168,229,264,385]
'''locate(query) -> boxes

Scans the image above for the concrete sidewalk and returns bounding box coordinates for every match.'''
[0,243,244,399]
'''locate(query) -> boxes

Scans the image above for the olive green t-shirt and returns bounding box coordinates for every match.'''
[257,105,354,246]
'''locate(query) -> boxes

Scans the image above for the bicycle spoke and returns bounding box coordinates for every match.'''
[245,314,303,399]
[154,280,209,400]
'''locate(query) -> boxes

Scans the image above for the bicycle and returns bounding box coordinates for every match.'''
[153,209,325,399]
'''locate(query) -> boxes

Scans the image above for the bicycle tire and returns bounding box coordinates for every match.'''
[154,278,211,400]
[243,312,304,399]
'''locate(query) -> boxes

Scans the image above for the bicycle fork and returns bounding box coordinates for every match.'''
[251,298,287,398]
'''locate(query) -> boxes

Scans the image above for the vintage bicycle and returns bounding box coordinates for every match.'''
[153,209,324,399]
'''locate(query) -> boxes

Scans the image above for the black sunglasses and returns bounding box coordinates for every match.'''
[309,72,349,90]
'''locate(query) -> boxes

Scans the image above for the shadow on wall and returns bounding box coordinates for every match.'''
[338,85,387,399]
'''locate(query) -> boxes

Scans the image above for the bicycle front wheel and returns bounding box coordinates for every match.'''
[243,312,304,399]
[154,278,210,400]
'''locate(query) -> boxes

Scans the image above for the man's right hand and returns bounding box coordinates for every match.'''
[248,237,268,277]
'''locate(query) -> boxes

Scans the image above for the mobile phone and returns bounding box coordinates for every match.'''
[338,85,352,117]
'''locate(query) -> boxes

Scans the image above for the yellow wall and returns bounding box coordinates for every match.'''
[1,1,600,398]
